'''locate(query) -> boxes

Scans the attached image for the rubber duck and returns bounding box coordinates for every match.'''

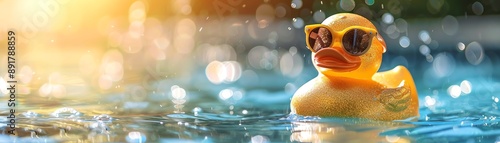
[290,13,419,121]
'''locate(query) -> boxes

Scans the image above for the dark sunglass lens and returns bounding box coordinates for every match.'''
[342,29,371,56]
[308,27,332,52]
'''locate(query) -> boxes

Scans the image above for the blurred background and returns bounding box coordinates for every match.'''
[0,0,500,142]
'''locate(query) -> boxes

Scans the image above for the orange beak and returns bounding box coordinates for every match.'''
[314,48,361,72]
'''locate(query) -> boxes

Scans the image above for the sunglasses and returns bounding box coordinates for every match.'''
[305,24,378,56]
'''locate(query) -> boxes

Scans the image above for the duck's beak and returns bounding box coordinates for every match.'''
[314,48,361,72]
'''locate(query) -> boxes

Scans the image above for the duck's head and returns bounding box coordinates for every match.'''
[305,13,387,80]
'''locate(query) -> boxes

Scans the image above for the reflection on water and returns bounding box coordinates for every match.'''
[1,0,500,142]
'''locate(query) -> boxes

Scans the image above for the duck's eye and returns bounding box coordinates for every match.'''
[308,27,332,52]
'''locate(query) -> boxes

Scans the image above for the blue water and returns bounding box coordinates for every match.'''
[1,69,500,143]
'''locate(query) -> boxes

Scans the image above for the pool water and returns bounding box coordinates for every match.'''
[2,63,500,142]
[1,0,500,142]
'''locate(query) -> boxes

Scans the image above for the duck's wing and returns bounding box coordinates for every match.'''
[373,65,419,114]
[372,65,416,89]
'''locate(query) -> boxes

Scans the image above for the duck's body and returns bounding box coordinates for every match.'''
[291,66,418,121]
[291,13,419,121]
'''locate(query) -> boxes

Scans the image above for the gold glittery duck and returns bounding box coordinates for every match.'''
[290,13,419,121]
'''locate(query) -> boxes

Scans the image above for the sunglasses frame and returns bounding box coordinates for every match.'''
[305,24,378,56]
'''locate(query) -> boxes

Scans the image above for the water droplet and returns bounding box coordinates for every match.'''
[460,80,472,94]
[51,107,82,118]
[89,120,109,133]
[21,111,39,118]
[472,2,484,15]
[192,107,202,113]
[465,41,484,65]
[399,36,410,48]
[94,114,113,122]
[382,13,394,24]
[339,0,356,11]
[442,15,459,36]
[448,85,461,98]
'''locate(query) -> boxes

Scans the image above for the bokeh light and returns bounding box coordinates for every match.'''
[442,15,459,36]
[206,61,242,84]
[427,0,445,14]
[385,135,400,143]
[460,80,472,94]
[382,13,394,24]
[313,10,326,23]
[126,131,146,143]
[247,46,278,70]
[433,53,455,77]
[129,1,147,23]
[280,52,304,77]
[418,30,431,44]
[424,96,436,107]
[218,88,244,105]
[275,5,287,18]
[385,25,399,39]
[19,66,34,84]
[291,0,303,9]
[465,41,484,65]
[448,85,461,98]
[471,2,484,15]
[419,45,430,56]
[251,135,270,143]
[0,77,8,95]
[339,0,356,12]
[256,4,275,28]
[457,42,465,51]
[399,36,410,48]
[292,17,304,29]
[365,0,375,6]
[394,18,407,33]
